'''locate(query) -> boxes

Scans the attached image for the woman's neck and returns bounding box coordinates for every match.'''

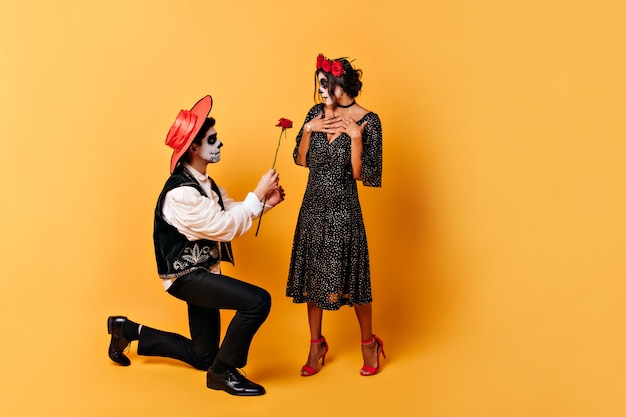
[336,98,356,108]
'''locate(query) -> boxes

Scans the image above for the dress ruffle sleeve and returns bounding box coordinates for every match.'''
[360,112,382,187]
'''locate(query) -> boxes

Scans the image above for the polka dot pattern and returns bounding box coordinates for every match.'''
[287,104,383,310]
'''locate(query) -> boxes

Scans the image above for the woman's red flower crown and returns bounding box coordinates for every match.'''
[316,53,345,77]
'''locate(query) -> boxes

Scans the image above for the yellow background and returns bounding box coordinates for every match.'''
[1,1,625,416]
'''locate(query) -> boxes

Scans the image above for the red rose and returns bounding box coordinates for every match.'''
[257,116,293,236]
[316,54,325,69]
[331,61,344,77]
[321,59,331,73]
[275,118,293,129]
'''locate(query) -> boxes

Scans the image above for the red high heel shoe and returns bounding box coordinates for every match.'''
[360,335,386,376]
[300,336,329,377]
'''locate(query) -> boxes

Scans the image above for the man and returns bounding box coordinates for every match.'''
[107,95,285,396]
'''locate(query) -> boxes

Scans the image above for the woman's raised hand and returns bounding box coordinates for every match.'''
[340,118,367,140]
[306,113,343,134]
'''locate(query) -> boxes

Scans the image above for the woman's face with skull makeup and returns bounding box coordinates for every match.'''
[317,72,344,106]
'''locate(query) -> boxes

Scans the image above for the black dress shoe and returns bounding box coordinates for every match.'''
[207,368,266,396]
[107,316,131,366]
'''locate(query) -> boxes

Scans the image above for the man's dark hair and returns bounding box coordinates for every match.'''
[192,117,216,145]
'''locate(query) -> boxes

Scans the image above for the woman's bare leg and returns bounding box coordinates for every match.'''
[301,302,327,375]
[355,303,379,374]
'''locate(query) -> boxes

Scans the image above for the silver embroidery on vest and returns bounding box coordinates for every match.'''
[172,243,220,271]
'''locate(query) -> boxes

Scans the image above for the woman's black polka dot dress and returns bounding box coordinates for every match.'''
[287,104,383,311]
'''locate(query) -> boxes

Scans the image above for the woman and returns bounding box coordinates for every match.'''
[287,54,384,376]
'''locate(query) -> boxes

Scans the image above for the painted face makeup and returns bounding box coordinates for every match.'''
[198,128,222,163]
[317,73,334,106]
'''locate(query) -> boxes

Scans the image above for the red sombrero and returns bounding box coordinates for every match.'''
[165,95,213,174]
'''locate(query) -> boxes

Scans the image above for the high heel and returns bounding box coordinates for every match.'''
[360,335,386,376]
[300,336,329,377]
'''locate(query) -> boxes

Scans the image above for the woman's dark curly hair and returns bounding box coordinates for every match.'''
[314,57,363,103]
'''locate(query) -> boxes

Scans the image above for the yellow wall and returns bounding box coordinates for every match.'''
[1,1,625,416]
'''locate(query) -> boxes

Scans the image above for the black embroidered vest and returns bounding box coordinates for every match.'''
[153,166,234,279]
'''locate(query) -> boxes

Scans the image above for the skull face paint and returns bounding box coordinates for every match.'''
[318,72,334,106]
[198,127,222,163]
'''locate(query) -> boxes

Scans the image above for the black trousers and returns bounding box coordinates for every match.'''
[136,269,271,371]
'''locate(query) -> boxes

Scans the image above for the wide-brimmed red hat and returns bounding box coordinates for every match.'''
[165,95,213,174]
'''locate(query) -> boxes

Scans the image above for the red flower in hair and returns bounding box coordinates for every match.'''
[331,61,344,77]
[316,53,347,77]
[321,59,331,73]
[316,54,325,69]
